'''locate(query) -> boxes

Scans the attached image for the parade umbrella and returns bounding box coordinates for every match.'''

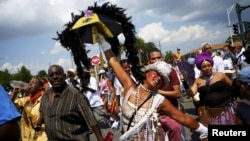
[71,12,123,44]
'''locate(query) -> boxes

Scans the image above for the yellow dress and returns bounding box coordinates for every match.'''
[15,95,48,141]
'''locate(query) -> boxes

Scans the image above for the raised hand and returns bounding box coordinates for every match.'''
[95,32,111,52]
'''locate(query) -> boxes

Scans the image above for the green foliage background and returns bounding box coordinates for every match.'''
[0,66,47,89]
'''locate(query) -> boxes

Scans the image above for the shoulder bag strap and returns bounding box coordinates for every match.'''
[127,94,153,131]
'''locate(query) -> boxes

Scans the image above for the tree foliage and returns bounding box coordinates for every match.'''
[37,70,48,78]
[11,66,32,83]
[225,33,250,46]
[0,69,11,88]
[225,34,242,45]
[135,37,158,65]
[163,50,177,65]
[0,66,33,89]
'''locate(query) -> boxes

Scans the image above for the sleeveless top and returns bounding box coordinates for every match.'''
[122,88,151,131]
[120,88,165,141]
[198,81,231,108]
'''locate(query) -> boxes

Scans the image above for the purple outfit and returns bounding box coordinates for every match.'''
[195,52,214,70]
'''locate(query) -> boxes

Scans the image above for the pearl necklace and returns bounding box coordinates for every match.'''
[134,84,155,140]
[140,84,154,94]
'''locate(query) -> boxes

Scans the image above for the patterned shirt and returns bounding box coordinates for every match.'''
[40,85,97,141]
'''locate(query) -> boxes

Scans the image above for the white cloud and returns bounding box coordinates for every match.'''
[1,62,29,74]
[137,22,227,54]
[1,62,16,73]
[0,57,73,75]
[50,42,65,54]
[56,57,75,72]
[138,22,208,45]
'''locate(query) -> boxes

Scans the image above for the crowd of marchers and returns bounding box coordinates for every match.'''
[1,39,250,141]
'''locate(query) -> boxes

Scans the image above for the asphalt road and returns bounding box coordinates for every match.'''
[181,96,201,141]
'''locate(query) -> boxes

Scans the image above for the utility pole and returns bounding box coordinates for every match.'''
[236,3,250,47]
[227,4,235,46]
[158,41,162,53]
[71,53,74,68]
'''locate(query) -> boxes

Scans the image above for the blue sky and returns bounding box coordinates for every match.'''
[0,0,250,75]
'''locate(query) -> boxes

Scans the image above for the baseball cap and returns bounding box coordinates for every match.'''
[187,57,195,65]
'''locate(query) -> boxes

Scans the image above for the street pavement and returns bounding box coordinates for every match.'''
[181,96,201,141]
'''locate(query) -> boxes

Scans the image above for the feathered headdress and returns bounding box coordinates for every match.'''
[53,2,144,92]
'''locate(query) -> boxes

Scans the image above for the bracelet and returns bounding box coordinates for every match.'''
[182,80,189,89]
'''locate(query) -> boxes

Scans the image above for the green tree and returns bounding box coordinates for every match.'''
[135,37,146,65]
[11,66,32,83]
[164,51,175,63]
[138,41,157,65]
[244,32,250,44]
[37,70,47,78]
[225,33,250,46]
[134,38,166,66]
[0,69,11,88]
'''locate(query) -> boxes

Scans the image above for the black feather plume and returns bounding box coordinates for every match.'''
[53,2,145,92]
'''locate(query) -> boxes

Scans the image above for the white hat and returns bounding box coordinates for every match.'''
[141,61,171,89]
[67,68,75,74]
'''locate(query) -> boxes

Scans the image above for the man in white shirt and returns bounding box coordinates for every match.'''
[222,45,236,70]
[201,42,225,72]
[235,46,246,70]
[65,68,81,90]
[83,70,108,126]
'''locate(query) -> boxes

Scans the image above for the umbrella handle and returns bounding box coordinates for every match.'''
[93,26,97,34]
[93,27,106,40]
[90,28,111,52]
[95,32,104,43]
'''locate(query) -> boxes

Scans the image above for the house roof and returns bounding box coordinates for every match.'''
[184,41,242,56]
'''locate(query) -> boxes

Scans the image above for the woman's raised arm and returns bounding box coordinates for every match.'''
[96,33,135,93]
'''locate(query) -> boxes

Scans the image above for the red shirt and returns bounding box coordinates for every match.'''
[163,68,180,107]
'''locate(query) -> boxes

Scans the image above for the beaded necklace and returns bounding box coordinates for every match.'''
[140,84,154,93]
[134,84,155,140]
